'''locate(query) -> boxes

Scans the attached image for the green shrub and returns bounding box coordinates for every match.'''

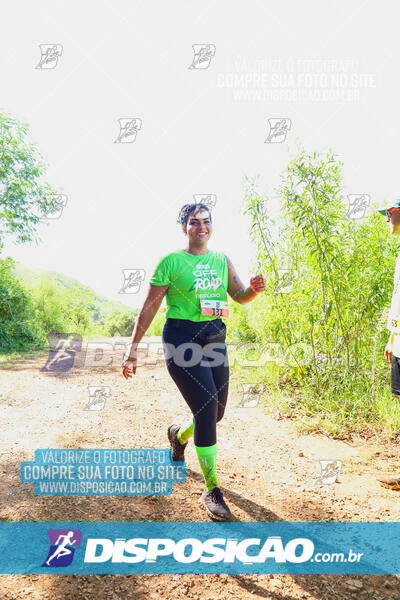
[0,257,46,352]
[232,148,400,435]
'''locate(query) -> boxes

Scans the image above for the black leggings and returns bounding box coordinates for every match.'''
[162,317,229,446]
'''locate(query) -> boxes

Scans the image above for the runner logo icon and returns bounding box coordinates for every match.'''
[42,529,82,567]
[265,118,291,143]
[41,333,82,373]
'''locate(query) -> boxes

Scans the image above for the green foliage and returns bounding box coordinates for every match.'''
[0,111,133,350]
[62,287,96,332]
[145,308,167,336]
[0,261,118,352]
[28,277,67,334]
[0,257,45,352]
[233,148,400,436]
[13,262,133,322]
[29,277,97,336]
[0,112,62,247]
[103,310,136,337]
[102,306,167,337]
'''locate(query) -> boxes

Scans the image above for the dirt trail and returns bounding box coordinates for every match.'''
[1,337,400,599]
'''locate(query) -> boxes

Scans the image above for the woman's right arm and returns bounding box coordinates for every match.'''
[124,283,169,360]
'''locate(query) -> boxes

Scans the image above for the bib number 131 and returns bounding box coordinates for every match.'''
[200,299,229,318]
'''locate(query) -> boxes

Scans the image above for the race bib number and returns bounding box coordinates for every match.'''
[389,317,400,333]
[200,299,229,318]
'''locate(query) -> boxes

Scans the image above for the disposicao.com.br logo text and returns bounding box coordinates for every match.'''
[82,536,363,565]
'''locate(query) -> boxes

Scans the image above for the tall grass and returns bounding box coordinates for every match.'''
[227,148,400,438]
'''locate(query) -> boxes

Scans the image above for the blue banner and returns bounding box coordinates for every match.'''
[0,522,398,574]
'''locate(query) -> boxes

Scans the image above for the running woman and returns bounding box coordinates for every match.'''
[376,200,400,489]
[122,203,265,520]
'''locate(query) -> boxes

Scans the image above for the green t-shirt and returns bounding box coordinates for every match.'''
[149,249,228,321]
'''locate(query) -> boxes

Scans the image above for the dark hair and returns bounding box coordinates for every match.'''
[177,203,212,228]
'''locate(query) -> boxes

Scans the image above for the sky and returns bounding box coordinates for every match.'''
[1,0,398,309]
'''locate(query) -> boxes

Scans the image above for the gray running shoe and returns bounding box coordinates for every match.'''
[167,424,188,462]
[198,486,232,521]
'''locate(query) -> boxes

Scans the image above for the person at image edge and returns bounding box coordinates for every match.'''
[376,199,400,489]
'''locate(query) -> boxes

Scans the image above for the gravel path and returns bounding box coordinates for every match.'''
[1,337,400,599]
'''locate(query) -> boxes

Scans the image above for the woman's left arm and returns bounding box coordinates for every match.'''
[225,254,265,304]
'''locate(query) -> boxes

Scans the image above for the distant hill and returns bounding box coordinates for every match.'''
[12,263,137,323]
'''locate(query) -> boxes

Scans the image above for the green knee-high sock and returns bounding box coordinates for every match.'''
[195,443,219,491]
[176,416,194,444]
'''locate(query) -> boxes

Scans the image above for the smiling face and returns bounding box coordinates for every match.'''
[182,208,212,243]
[387,209,400,235]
